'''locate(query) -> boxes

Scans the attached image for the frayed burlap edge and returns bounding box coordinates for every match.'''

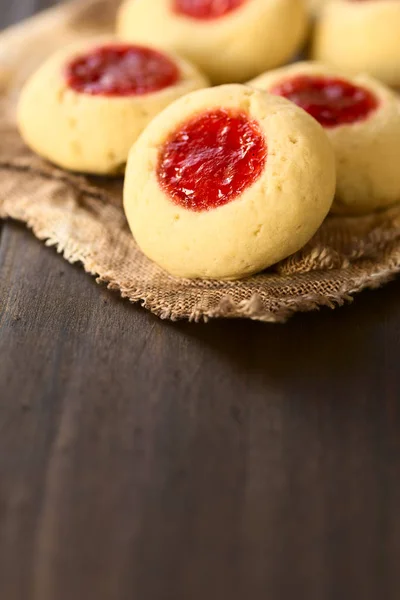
[2,160,400,323]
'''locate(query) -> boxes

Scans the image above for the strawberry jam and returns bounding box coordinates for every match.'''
[173,0,245,20]
[271,75,379,128]
[66,44,180,96]
[157,109,267,212]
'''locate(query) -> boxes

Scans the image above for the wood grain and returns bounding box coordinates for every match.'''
[1,3,400,599]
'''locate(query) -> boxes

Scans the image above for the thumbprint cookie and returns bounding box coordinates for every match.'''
[117,0,308,85]
[123,85,335,279]
[313,0,400,88]
[18,39,209,174]
[250,62,400,214]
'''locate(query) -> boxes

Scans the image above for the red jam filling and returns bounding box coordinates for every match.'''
[65,44,180,96]
[173,0,245,20]
[157,109,267,212]
[271,75,379,128]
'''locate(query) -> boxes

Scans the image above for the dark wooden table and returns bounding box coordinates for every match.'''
[1,3,400,599]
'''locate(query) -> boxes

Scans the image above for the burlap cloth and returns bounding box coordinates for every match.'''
[1,0,400,323]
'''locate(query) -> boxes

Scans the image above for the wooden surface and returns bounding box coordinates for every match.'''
[1,3,400,599]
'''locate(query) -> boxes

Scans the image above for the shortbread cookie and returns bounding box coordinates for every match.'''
[313,0,400,87]
[123,85,335,280]
[18,39,208,175]
[117,0,308,85]
[249,62,400,214]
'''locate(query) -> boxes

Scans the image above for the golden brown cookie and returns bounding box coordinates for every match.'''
[250,62,400,214]
[117,0,308,85]
[18,38,208,175]
[313,0,400,87]
[124,85,335,279]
